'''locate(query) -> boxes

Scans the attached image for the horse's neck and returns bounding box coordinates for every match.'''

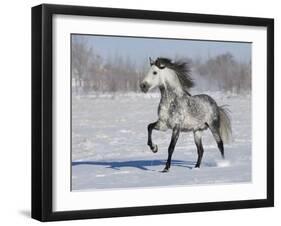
[159,86,184,103]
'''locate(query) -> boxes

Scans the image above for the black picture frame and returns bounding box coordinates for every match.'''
[32,3,274,222]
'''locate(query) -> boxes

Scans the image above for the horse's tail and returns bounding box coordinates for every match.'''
[218,105,232,144]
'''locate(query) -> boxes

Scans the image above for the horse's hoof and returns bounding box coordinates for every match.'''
[151,145,158,153]
[161,168,169,173]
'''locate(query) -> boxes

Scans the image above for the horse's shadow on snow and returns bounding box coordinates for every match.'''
[72,159,195,171]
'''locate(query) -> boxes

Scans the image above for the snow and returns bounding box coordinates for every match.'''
[215,159,231,168]
[72,91,251,190]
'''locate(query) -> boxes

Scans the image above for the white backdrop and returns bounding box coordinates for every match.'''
[0,0,279,225]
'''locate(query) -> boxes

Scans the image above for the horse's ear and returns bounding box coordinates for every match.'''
[149,57,154,66]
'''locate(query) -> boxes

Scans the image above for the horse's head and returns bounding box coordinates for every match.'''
[140,57,194,94]
[140,57,170,93]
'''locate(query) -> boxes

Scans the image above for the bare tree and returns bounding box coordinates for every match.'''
[72,37,95,93]
[194,53,251,93]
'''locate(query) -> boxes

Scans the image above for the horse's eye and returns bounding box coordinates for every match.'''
[153,71,157,75]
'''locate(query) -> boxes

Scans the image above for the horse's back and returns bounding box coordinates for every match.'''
[192,94,218,106]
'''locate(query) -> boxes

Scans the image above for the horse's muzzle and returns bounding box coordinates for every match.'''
[140,82,150,93]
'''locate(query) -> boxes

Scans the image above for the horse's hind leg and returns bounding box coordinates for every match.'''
[209,124,224,159]
[194,130,204,168]
[162,125,180,172]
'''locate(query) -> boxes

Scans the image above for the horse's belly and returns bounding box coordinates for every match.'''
[167,114,186,129]
[159,106,207,131]
[180,116,207,131]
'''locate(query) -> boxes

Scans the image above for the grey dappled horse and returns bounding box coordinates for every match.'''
[140,57,232,172]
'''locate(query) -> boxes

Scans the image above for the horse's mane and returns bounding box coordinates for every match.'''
[153,57,194,93]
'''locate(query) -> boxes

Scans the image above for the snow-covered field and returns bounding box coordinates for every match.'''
[72,91,252,190]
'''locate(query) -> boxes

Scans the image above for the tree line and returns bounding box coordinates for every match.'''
[72,38,251,94]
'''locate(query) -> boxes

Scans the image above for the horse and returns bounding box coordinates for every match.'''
[140,57,232,172]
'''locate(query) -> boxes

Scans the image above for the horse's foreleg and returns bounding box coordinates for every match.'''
[162,125,180,172]
[147,121,158,153]
[194,130,204,168]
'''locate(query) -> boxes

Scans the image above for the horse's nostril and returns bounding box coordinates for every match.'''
[140,82,150,93]
[140,82,147,90]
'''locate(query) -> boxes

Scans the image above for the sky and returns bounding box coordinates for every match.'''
[72,34,251,67]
